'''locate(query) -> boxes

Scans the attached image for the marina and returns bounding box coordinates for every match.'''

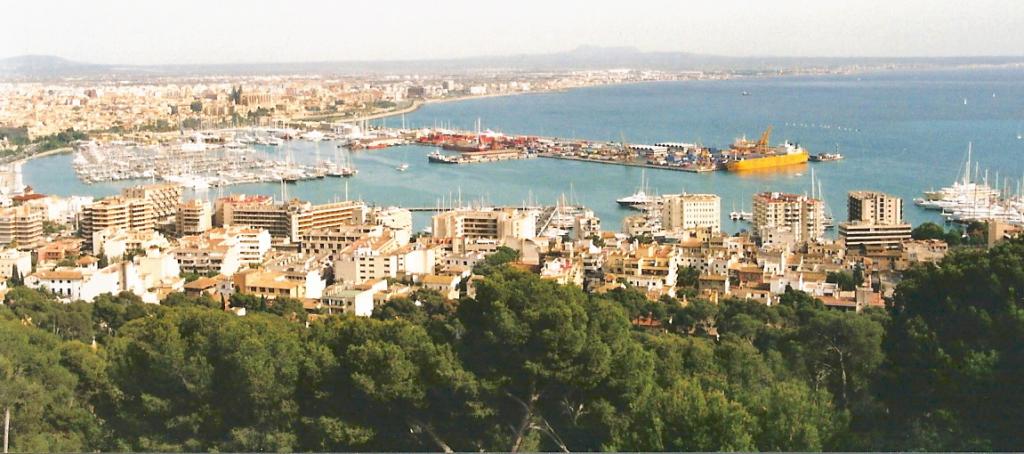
[72,138,309,189]
[915,143,1024,226]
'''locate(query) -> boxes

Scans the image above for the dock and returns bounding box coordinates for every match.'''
[427,149,535,164]
[399,205,543,212]
[537,153,717,173]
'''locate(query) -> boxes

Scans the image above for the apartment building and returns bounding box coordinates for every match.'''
[79,196,155,248]
[300,224,386,258]
[0,205,43,250]
[214,194,274,226]
[288,200,367,241]
[232,269,304,300]
[172,226,271,276]
[752,192,825,244]
[333,232,402,285]
[432,208,536,243]
[218,195,365,241]
[122,183,183,224]
[320,279,389,316]
[176,199,212,236]
[839,191,912,248]
[660,193,721,233]
[847,191,904,225]
[207,226,271,266]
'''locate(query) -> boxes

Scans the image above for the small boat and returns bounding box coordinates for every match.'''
[395,150,410,172]
[741,91,750,96]
[810,145,844,162]
[810,153,843,162]
[428,150,460,164]
[729,210,753,221]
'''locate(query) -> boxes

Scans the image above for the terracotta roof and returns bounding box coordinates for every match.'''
[422,274,458,285]
[12,193,48,202]
[184,277,219,290]
[34,270,83,280]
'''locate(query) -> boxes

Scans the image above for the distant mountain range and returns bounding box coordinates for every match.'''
[3,47,1024,79]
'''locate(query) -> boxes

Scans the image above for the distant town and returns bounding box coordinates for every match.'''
[0,59,951,154]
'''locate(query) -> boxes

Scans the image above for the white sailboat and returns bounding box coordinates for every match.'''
[729,199,753,221]
[916,143,999,208]
[811,170,835,229]
[342,149,358,177]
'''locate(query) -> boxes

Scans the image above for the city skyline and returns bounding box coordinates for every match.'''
[3,0,1024,65]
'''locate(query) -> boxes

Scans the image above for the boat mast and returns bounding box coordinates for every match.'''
[964,142,972,186]
[810,168,816,199]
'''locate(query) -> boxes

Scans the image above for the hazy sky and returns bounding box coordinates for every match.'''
[2,0,1022,64]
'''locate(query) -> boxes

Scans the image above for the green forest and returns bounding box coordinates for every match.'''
[2,239,1023,452]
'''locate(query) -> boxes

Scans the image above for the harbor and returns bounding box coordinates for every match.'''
[23,70,1024,234]
[68,119,840,191]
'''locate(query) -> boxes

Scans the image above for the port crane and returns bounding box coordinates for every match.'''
[755,126,772,152]
[619,131,632,159]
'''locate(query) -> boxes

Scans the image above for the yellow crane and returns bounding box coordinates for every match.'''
[756,126,772,151]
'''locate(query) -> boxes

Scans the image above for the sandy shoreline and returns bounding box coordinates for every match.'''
[331,89,552,124]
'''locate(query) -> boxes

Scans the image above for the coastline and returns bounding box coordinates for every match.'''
[10,146,72,165]
[349,89,558,124]
[370,80,669,122]
[359,73,837,126]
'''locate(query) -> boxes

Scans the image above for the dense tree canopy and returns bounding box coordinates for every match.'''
[2,240,1024,451]
[877,239,1024,450]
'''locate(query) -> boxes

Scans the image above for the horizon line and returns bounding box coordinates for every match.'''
[6,46,1024,69]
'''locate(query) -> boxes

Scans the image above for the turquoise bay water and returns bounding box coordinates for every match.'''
[25,68,1024,232]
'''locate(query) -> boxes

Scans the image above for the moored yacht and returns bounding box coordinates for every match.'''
[617,170,658,210]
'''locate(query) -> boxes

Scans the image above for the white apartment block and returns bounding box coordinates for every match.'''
[661,193,721,233]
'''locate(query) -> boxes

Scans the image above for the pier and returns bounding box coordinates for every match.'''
[537,152,717,173]
[398,205,543,212]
